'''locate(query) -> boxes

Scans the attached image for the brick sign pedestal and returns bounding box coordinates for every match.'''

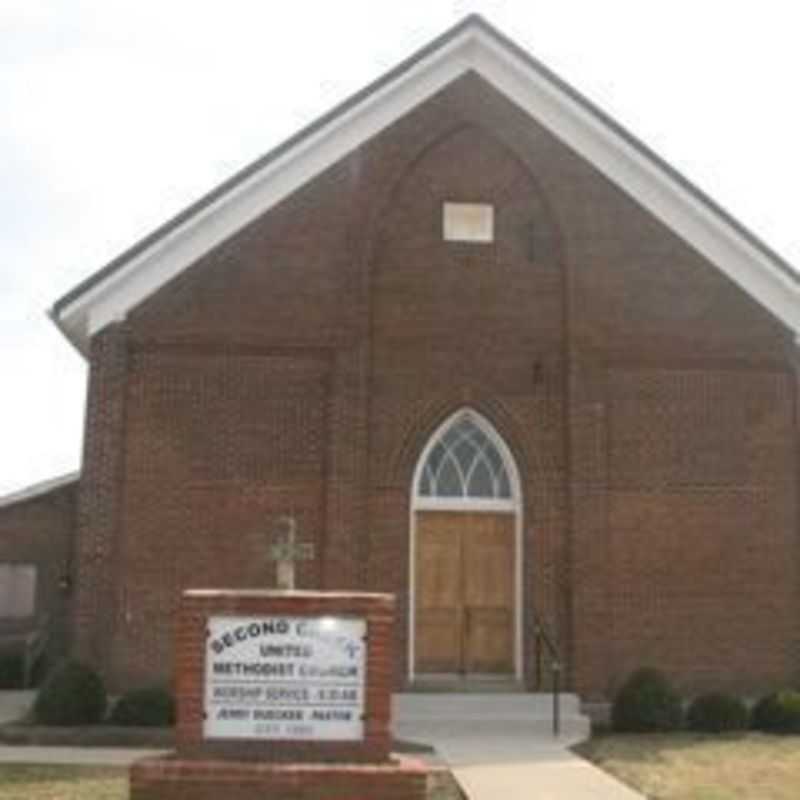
[130,590,427,800]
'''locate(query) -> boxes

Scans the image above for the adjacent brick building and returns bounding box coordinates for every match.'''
[11,16,799,700]
[0,474,78,668]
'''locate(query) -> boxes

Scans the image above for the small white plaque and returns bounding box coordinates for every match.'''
[443,202,494,243]
[204,615,366,741]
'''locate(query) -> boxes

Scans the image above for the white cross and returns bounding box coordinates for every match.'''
[267,516,315,590]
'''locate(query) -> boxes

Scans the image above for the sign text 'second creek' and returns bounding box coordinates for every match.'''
[203,615,366,741]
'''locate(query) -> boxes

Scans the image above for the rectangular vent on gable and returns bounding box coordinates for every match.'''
[443,202,494,243]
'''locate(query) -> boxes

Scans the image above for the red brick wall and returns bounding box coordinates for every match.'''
[72,325,128,676]
[73,73,798,698]
[597,368,797,696]
[112,349,330,688]
[366,123,568,685]
[0,481,77,664]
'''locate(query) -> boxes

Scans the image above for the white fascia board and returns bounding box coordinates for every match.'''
[0,472,80,511]
[56,23,800,354]
[58,34,477,352]
[469,30,800,332]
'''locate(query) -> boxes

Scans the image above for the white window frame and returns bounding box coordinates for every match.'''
[0,563,37,620]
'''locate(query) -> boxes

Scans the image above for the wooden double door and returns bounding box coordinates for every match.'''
[414,511,515,675]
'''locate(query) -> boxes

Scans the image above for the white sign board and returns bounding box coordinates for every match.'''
[204,615,366,741]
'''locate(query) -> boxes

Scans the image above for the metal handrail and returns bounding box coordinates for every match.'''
[532,613,562,737]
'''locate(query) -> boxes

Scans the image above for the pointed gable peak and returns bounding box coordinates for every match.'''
[52,15,799,354]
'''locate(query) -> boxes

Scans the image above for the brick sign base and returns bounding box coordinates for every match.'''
[130,756,428,800]
[129,590,427,800]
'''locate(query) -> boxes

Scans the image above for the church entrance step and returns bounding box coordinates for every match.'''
[393,692,591,748]
[395,692,583,719]
[409,675,524,693]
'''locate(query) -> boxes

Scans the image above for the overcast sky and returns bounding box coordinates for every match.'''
[1,0,799,496]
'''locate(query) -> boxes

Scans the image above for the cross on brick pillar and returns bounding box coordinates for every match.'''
[267,515,315,590]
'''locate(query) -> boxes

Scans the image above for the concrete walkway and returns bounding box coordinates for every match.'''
[0,732,642,799]
[0,739,641,799]
[0,691,34,725]
[0,690,642,798]
[0,743,642,800]
[395,694,643,800]
[432,734,642,800]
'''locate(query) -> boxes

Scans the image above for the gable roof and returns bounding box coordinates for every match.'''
[51,14,800,355]
[0,472,80,511]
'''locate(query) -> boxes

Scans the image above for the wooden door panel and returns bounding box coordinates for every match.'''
[465,608,514,673]
[415,514,462,673]
[416,523,461,609]
[415,608,462,673]
[415,511,515,676]
[462,514,515,674]
[462,517,514,608]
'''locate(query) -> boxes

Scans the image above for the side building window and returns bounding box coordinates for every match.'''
[0,564,37,619]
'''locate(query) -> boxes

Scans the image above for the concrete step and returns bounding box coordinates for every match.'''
[392,692,591,745]
[409,676,525,693]
[394,691,583,719]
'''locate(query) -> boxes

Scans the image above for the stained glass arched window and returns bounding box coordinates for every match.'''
[416,412,513,501]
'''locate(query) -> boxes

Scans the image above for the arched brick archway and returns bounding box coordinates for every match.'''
[364,112,571,691]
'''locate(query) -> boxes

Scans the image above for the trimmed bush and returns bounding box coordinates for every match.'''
[0,652,48,689]
[686,692,748,733]
[751,691,800,734]
[110,687,175,727]
[611,667,683,732]
[33,660,107,726]
[0,654,23,689]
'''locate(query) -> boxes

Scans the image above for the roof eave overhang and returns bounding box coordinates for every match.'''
[51,17,800,357]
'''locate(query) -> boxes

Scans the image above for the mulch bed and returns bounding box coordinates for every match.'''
[0,724,175,748]
[0,723,434,754]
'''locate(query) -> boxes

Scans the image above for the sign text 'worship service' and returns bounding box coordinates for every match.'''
[204,615,366,741]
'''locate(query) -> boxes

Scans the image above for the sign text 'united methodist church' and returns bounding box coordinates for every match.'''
[203,615,366,741]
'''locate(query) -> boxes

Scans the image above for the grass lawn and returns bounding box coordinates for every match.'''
[0,765,462,800]
[578,732,800,800]
[0,766,126,799]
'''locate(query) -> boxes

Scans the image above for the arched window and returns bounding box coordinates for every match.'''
[416,411,513,501]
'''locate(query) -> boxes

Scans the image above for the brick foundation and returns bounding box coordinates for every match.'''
[130,756,428,800]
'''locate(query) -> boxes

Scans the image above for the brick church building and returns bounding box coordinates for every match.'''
[3,16,799,700]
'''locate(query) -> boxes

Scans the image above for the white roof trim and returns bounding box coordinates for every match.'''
[0,472,80,511]
[53,17,800,353]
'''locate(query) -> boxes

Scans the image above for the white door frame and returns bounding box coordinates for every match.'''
[408,408,524,682]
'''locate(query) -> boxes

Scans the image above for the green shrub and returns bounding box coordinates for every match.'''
[686,692,748,733]
[0,652,48,689]
[0,653,23,689]
[33,661,107,726]
[110,687,175,727]
[611,667,683,733]
[751,691,800,734]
